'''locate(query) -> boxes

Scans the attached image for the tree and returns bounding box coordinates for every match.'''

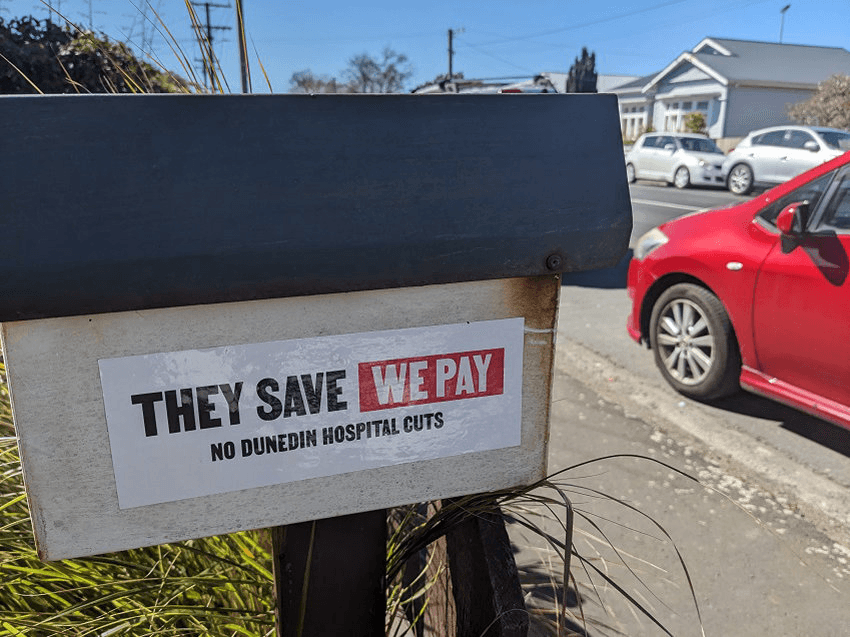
[566,47,597,93]
[343,47,412,93]
[0,16,187,94]
[788,74,850,130]
[289,47,413,94]
[289,70,339,94]
[683,112,707,135]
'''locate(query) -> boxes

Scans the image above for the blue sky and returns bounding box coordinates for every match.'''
[2,0,848,92]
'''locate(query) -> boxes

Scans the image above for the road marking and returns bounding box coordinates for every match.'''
[631,198,703,211]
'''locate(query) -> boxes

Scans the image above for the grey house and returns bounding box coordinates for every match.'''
[612,37,850,148]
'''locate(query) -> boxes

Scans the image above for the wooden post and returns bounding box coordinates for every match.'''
[399,501,528,637]
[272,510,387,637]
[445,505,528,637]
[398,503,456,636]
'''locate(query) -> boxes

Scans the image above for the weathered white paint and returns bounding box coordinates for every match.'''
[2,276,558,560]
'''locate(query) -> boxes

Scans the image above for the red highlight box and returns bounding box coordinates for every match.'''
[358,348,505,412]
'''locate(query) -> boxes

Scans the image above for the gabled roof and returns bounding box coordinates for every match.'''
[610,73,656,91]
[644,37,850,92]
[605,73,658,98]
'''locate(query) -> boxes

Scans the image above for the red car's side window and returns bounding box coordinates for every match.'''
[757,171,836,226]
[817,175,850,231]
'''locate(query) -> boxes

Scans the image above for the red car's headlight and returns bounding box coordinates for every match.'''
[633,228,669,260]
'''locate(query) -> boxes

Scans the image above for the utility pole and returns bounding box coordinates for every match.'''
[139,1,158,53]
[235,0,250,93]
[191,1,232,91]
[82,0,104,31]
[447,28,464,80]
[124,0,159,54]
[44,0,63,23]
[779,4,790,43]
[448,28,454,80]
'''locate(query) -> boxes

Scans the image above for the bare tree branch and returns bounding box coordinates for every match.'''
[788,74,850,130]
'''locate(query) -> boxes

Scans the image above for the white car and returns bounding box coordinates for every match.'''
[625,132,725,189]
[722,125,850,195]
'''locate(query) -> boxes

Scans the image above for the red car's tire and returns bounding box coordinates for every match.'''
[649,283,741,400]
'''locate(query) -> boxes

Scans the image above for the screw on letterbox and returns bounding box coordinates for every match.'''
[546,254,562,271]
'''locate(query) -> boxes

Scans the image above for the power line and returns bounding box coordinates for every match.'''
[121,0,162,53]
[453,0,776,78]
[469,0,692,47]
[456,35,536,74]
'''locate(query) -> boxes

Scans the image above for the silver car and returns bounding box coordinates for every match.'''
[625,132,725,189]
[723,125,850,195]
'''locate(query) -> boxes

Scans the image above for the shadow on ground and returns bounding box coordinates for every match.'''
[561,251,632,290]
[515,561,591,637]
[712,392,850,458]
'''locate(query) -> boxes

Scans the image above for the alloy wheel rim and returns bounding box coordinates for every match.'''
[656,298,715,385]
[730,166,750,193]
[675,168,688,188]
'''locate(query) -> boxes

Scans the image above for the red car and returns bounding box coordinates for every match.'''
[627,151,850,430]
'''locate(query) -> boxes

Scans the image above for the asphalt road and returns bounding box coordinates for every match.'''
[514,182,850,636]
[628,181,748,246]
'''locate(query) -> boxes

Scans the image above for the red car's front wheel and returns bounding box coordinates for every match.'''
[649,283,741,401]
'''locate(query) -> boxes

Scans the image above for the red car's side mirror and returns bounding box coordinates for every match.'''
[776,201,809,235]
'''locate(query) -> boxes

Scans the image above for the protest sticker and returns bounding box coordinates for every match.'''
[98,317,524,509]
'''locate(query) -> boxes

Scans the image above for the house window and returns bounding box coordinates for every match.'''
[622,107,649,141]
[662,99,714,132]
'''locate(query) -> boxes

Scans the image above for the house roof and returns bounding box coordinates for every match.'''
[645,37,850,92]
[413,37,850,97]
[608,73,657,93]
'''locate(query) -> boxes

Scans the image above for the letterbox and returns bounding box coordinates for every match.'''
[0,94,631,559]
